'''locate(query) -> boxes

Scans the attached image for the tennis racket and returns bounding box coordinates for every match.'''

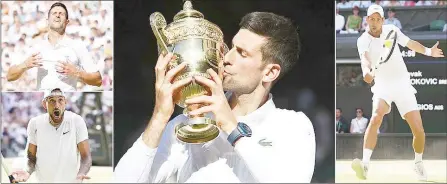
[370,30,398,77]
[1,153,18,183]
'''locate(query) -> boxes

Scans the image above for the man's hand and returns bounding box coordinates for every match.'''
[56,60,81,78]
[76,174,91,182]
[11,170,30,182]
[431,41,444,57]
[23,52,43,69]
[142,53,192,148]
[153,53,192,121]
[364,72,374,84]
[185,68,238,134]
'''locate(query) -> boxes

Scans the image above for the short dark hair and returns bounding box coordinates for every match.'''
[51,88,62,93]
[336,108,342,112]
[356,108,363,112]
[48,2,68,19]
[239,12,301,79]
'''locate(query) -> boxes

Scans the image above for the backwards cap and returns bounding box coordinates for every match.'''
[43,88,65,101]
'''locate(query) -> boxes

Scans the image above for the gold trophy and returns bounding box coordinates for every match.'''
[149,0,228,143]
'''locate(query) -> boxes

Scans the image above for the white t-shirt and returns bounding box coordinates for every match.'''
[350,117,368,133]
[26,111,89,183]
[357,24,416,94]
[335,14,345,31]
[20,34,99,91]
[114,93,316,183]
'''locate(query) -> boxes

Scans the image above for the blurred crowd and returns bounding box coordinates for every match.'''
[1,1,113,91]
[1,92,113,158]
[336,65,366,87]
[336,0,447,34]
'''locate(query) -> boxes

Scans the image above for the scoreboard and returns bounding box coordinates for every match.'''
[393,61,447,133]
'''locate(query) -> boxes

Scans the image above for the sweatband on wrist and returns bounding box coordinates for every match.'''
[424,47,432,56]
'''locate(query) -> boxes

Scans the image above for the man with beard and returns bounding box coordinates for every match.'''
[6,2,102,91]
[114,12,315,183]
[10,88,92,183]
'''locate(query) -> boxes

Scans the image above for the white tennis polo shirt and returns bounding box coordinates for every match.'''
[23,33,99,91]
[26,111,89,183]
[357,24,415,94]
[114,93,316,183]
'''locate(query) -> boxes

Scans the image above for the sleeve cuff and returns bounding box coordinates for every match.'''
[362,70,368,78]
[76,137,89,144]
[28,141,37,146]
[134,135,158,157]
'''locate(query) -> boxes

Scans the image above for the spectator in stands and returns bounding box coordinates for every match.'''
[435,0,447,5]
[336,108,350,133]
[350,108,369,133]
[350,1,362,8]
[335,7,345,33]
[372,0,384,6]
[384,8,402,29]
[416,0,433,6]
[443,23,447,32]
[383,0,402,7]
[404,0,416,6]
[360,1,372,8]
[337,0,352,9]
[345,6,362,34]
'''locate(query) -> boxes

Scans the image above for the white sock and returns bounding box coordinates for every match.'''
[362,149,373,165]
[415,152,423,163]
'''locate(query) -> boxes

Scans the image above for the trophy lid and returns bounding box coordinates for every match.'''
[173,0,204,21]
[161,0,224,44]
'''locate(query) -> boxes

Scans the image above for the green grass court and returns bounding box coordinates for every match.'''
[336,160,447,183]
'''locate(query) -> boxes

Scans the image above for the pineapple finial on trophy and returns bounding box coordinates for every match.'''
[183,0,193,10]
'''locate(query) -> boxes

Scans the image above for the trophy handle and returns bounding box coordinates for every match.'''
[149,12,169,55]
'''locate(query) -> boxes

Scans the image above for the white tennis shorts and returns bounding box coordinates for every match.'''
[372,86,419,119]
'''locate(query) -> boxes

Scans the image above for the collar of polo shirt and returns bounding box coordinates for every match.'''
[225,92,276,128]
[43,33,70,47]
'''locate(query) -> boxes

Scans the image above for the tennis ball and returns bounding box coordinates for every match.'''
[384,40,392,48]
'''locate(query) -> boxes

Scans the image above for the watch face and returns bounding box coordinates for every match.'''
[238,122,252,136]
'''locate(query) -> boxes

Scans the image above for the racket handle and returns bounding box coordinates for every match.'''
[9,174,18,183]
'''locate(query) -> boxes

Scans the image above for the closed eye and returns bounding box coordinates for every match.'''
[231,41,248,57]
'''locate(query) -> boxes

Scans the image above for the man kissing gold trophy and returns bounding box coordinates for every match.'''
[149,0,228,143]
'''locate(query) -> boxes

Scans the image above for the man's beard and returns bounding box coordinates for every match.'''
[222,78,257,94]
[50,24,65,34]
[370,26,381,34]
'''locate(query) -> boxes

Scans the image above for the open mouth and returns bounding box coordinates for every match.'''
[54,110,61,118]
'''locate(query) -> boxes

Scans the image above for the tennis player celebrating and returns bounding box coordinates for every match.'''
[10,88,92,183]
[6,2,102,91]
[352,4,444,181]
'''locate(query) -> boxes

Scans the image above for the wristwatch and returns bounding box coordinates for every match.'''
[227,122,252,146]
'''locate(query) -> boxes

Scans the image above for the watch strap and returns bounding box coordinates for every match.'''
[227,126,242,147]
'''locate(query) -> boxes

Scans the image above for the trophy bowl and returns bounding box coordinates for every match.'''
[149,0,228,143]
